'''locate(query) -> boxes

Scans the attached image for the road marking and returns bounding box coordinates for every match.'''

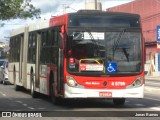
[135,104,145,107]
[28,107,35,110]
[23,104,28,106]
[150,107,160,111]
[38,108,45,110]
[15,101,23,103]
[2,94,6,96]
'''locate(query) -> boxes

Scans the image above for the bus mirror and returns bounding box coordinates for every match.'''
[61,26,65,34]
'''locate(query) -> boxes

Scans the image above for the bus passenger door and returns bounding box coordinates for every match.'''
[19,35,24,83]
[35,33,41,88]
[57,27,64,94]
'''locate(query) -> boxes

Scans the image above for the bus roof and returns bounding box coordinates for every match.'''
[70,10,140,17]
[28,19,50,32]
[10,26,26,37]
[10,20,50,37]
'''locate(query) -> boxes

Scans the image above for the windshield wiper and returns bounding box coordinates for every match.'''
[85,28,101,53]
[113,28,126,61]
[122,48,129,62]
[113,28,126,51]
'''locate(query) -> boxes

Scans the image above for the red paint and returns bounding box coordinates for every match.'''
[50,14,68,27]
[74,75,140,89]
[69,58,75,64]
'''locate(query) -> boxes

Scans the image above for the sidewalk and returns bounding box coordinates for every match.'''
[145,75,160,80]
[144,75,160,93]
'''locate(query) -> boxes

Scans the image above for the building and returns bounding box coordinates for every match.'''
[106,0,160,61]
[85,0,102,10]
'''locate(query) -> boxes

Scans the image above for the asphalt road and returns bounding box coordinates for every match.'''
[0,81,159,119]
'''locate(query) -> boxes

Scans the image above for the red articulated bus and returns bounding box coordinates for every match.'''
[9,10,145,105]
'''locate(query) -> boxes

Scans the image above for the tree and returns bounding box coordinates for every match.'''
[0,0,41,20]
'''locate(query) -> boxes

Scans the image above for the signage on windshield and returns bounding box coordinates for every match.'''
[84,32,104,40]
[157,26,160,41]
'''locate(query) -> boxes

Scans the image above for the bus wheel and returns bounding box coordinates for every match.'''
[30,74,37,98]
[113,98,125,106]
[50,84,61,105]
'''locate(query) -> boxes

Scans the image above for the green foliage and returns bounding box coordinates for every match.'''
[0,0,41,20]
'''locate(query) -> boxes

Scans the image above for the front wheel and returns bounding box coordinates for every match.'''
[113,98,125,106]
[50,83,62,105]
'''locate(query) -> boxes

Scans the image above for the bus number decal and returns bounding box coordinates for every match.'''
[111,82,126,86]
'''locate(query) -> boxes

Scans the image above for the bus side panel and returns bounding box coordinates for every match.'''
[39,64,48,95]
[8,63,15,84]
[8,62,21,86]
[22,27,29,88]
[14,63,21,86]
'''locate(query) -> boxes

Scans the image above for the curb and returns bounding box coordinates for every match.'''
[145,76,160,80]
[145,78,160,81]
[145,86,160,93]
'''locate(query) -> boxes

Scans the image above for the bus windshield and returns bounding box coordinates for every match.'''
[67,27,142,75]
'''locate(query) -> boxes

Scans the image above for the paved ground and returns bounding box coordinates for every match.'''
[145,75,160,93]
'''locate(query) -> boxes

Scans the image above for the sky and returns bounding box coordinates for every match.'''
[0,0,134,42]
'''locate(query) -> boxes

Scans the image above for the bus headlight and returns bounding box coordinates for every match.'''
[66,76,77,87]
[126,77,143,89]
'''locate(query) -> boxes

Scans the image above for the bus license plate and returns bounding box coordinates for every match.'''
[99,92,112,97]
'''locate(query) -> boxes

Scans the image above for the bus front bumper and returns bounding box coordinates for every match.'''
[64,84,144,98]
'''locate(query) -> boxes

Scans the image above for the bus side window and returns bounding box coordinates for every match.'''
[28,33,36,63]
[40,32,45,64]
[48,30,52,46]
[54,31,58,46]
[50,29,56,46]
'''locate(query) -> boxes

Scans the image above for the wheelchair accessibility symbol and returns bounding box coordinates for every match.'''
[106,62,117,73]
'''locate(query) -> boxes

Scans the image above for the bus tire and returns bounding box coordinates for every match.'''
[50,84,62,105]
[30,73,37,98]
[50,77,62,105]
[49,72,60,105]
[113,98,125,106]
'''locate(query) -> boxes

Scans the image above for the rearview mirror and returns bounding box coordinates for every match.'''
[61,26,65,34]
